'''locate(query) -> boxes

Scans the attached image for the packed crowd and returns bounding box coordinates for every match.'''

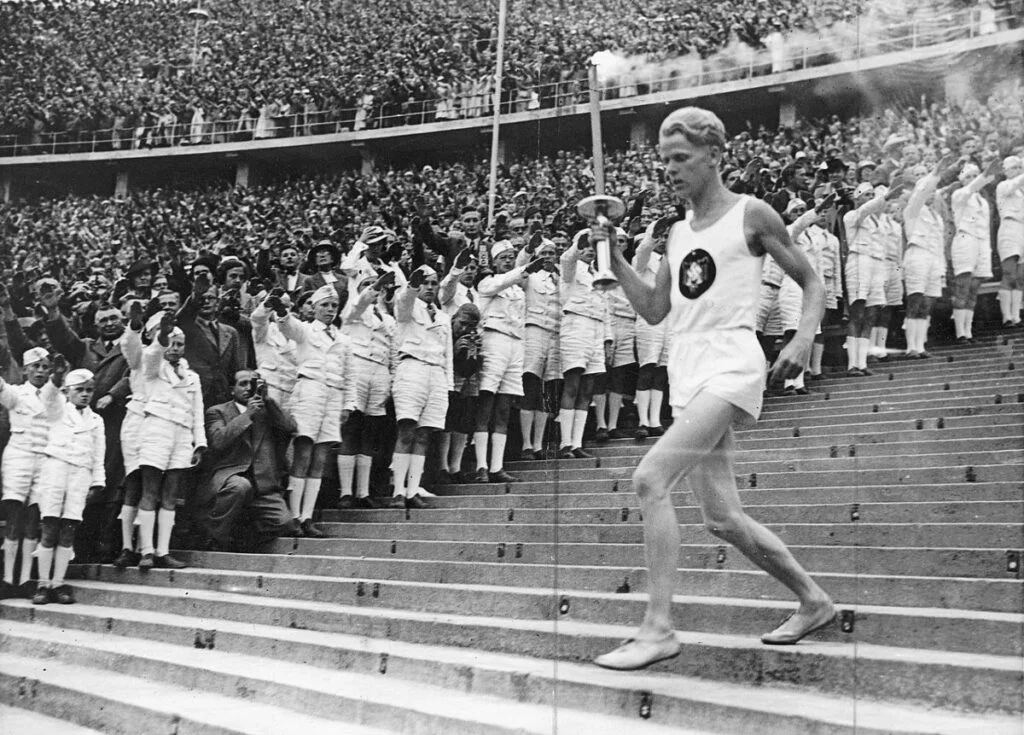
[0,84,1023,606]
[10,0,997,151]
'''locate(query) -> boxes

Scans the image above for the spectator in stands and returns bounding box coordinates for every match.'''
[177,274,243,406]
[949,159,1001,343]
[198,369,301,551]
[995,155,1024,326]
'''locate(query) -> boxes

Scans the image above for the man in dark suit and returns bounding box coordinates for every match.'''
[40,291,130,562]
[176,274,242,406]
[199,370,300,551]
[255,240,305,294]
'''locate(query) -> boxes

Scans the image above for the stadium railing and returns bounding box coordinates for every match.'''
[0,4,1016,158]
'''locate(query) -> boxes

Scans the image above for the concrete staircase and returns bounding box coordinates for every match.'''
[1,332,1023,733]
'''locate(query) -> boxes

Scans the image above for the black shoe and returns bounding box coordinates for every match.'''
[608,428,631,440]
[473,467,490,484]
[153,554,187,570]
[783,386,797,396]
[16,581,36,599]
[337,495,355,510]
[571,447,594,459]
[647,425,664,437]
[489,469,516,483]
[860,368,873,376]
[806,372,823,381]
[557,446,575,459]
[387,495,407,509]
[52,584,75,604]
[405,495,429,509]
[31,586,51,605]
[0,581,14,600]
[795,387,811,395]
[300,519,326,538]
[113,549,140,568]
[634,426,649,441]
[436,469,453,485]
[532,450,547,461]
[138,553,154,572]
[594,427,610,443]
[956,336,970,345]
[355,496,376,509]
[845,368,862,377]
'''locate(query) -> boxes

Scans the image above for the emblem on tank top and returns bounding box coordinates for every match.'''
[678,248,716,299]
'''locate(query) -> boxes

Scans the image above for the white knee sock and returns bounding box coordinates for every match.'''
[407,454,426,493]
[119,505,138,550]
[810,342,824,374]
[531,411,548,450]
[592,394,607,429]
[337,455,356,497]
[964,310,974,339]
[952,309,967,338]
[608,393,622,429]
[287,476,305,519]
[3,538,19,584]
[391,453,411,497]
[874,327,888,351]
[635,390,651,428]
[649,389,664,428]
[156,508,175,557]
[518,411,534,452]
[354,455,373,498]
[137,509,156,556]
[489,433,507,473]
[437,433,452,473]
[793,371,805,390]
[846,336,857,369]
[998,289,1013,322]
[448,434,468,474]
[571,409,588,449]
[18,539,37,584]
[299,478,321,521]
[473,431,489,470]
[52,545,74,587]
[856,337,870,370]
[35,545,54,587]
[557,409,575,448]
[1012,290,1022,321]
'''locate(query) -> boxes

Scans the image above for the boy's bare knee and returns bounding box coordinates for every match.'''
[703,510,747,541]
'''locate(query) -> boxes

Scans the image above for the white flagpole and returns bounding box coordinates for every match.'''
[486,0,509,230]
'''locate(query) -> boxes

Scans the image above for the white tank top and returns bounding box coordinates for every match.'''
[667,195,762,335]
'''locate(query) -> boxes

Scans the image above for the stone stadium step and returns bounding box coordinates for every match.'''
[84,549,1021,612]
[3,591,1022,721]
[0,704,105,735]
[43,574,1024,657]
[0,617,707,735]
[763,373,1021,408]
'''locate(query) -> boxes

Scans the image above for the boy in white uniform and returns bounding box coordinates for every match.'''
[250,291,299,408]
[996,156,1024,326]
[902,160,950,357]
[632,221,671,438]
[593,228,637,442]
[0,348,55,598]
[33,367,105,605]
[597,107,834,670]
[950,160,999,343]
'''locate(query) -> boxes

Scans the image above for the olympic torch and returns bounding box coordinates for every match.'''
[577,60,625,291]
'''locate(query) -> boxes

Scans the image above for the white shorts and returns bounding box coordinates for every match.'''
[778,280,801,333]
[669,328,765,426]
[120,408,144,476]
[950,233,993,279]
[393,359,448,430]
[884,262,904,306]
[478,330,524,396]
[523,325,561,381]
[266,385,293,412]
[36,458,91,522]
[635,318,669,367]
[608,315,637,368]
[349,357,391,417]
[997,219,1024,263]
[138,415,194,471]
[289,378,342,444]
[902,247,943,298]
[1,446,44,505]
[845,252,886,307]
[755,283,782,335]
[560,313,605,375]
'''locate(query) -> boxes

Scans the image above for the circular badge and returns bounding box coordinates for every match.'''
[678,248,717,299]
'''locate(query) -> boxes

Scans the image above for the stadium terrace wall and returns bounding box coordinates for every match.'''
[1,27,1023,202]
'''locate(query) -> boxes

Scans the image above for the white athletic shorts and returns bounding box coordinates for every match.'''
[845,252,886,307]
[523,325,561,381]
[997,219,1024,263]
[478,330,524,396]
[349,357,391,417]
[36,458,91,522]
[902,247,943,298]
[289,378,342,444]
[138,414,194,471]
[120,406,144,476]
[560,313,605,375]
[950,233,993,279]
[608,315,637,368]
[393,359,448,430]
[755,283,782,335]
[1,446,44,505]
[266,385,292,412]
[668,328,764,426]
[635,318,669,367]
[884,261,904,306]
